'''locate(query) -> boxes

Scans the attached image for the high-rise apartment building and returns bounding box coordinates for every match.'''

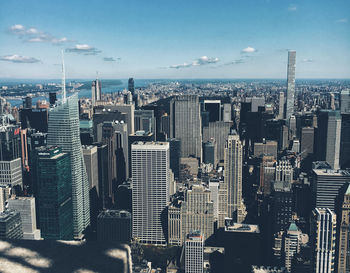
[132,142,169,245]
[337,184,350,273]
[7,196,41,240]
[47,93,90,239]
[316,110,341,169]
[34,146,73,240]
[224,133,244,222]
[91,79,101,106]
[171,95,202,159]
[311,208,336,273]
[286,50,296,121]
[184,231,204,273]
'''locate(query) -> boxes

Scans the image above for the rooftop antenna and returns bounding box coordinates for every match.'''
[96,71,99,80]
[61,50,66,102]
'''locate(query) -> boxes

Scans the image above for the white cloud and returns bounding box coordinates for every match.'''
[0,55,40,63]
[335,18,347,23]
[103,57,120,62]
[301,58,313,63]
[66,44,101,55]
[288,5,297,11]
[8,24,69,45]
[169,56,219,69]
[241,47,256,53]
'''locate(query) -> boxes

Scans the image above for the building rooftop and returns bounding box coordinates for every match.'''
[313,169,350,177]
[225,222,260,234]
[98,209,131,219]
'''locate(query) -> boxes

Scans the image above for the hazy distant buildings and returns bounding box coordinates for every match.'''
[132,142,169,245]
[47,93,90,239]
[286,50,296,121]
[172,95,202,159]
[311,208,336,273]
[91,79,101,106]
[316,110,341,169]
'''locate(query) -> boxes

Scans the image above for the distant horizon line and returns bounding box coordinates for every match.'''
[1,77,350,81]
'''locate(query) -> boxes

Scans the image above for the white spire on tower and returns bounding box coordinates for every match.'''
[61,50,66,102]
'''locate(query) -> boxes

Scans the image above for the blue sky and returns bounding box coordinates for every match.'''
[0,0,349,79]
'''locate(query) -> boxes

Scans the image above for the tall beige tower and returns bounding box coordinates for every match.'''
[338,184,350,273]
[224,132,245,223]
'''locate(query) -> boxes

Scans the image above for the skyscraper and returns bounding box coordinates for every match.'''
[128,77,135,95]
[284,222,301,272]
[34,146,73,240]
[171,95,202,159]
[286,50,296,121]
[181,185,214,242]
[91,79,101,106]
[132,142,169,245]
[47,93,90,239]
[184,231,204,273]
[278,91,285,120]
[312,169,350,211]
[337,184,350,273]
[311,208,336,273]
[224,132,244,223]
[7,196,41,240]
[340,89,350,114]
[316,110,342,169]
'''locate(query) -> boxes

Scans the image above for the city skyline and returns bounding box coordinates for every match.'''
[0,0,349,79]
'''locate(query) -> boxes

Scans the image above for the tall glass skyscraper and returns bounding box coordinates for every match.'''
[91,79,101,106]
[47,93,90,239]
[34,146,73,240]
[286,50,296,121]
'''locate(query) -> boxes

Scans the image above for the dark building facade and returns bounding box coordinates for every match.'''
[167,138,181,180]
[20,108,48,133]
[97,210,131,243]
[34,146,73,240]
